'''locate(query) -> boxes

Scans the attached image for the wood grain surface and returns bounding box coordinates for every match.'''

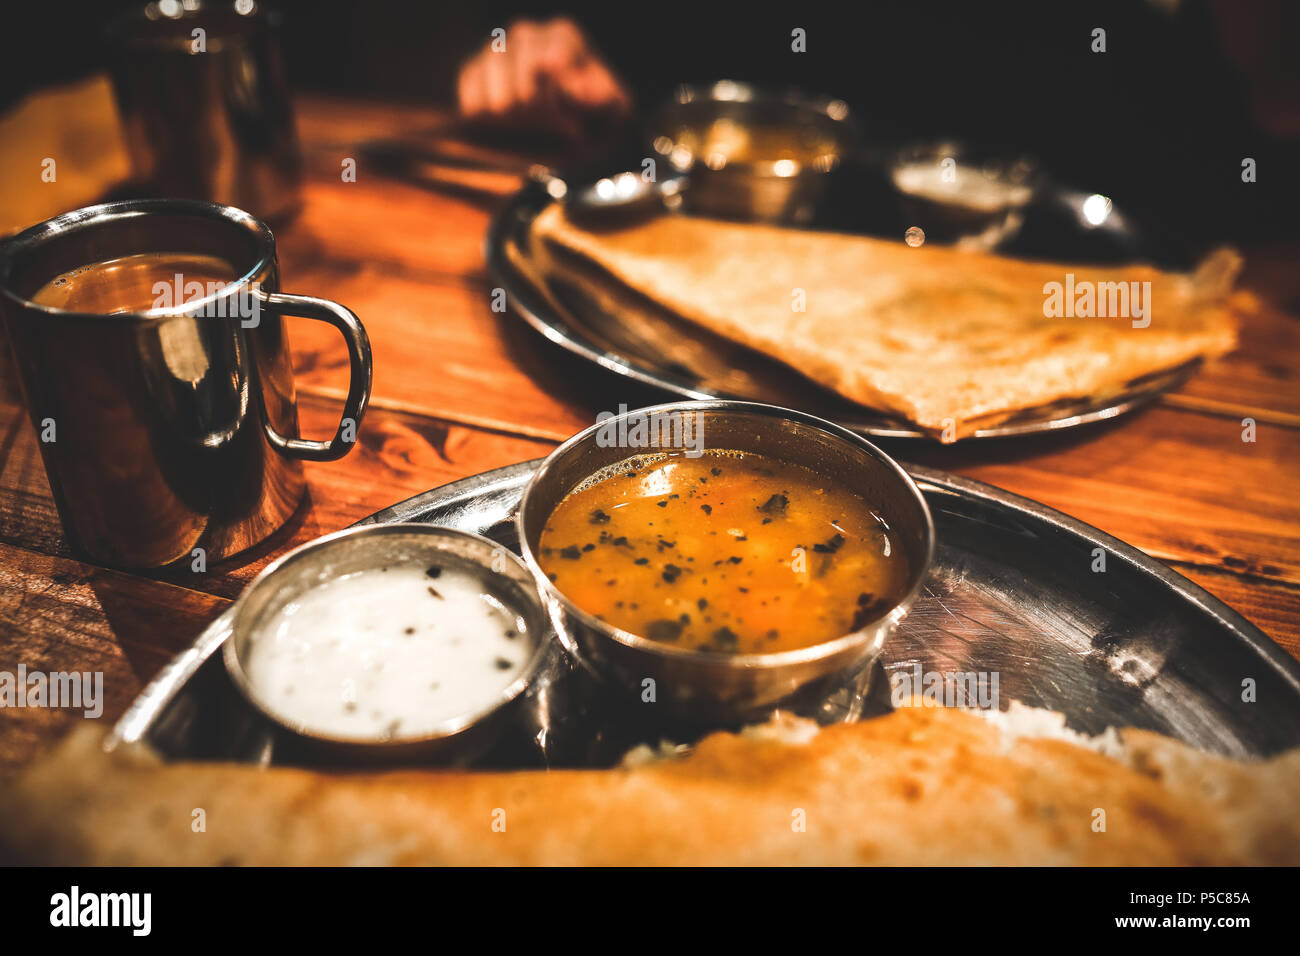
[0,83,1295,776]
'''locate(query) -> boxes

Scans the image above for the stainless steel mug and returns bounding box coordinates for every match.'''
[107,1,303,223]
[0,198,371,568]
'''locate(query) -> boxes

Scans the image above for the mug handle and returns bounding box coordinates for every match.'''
[255,290,372,462]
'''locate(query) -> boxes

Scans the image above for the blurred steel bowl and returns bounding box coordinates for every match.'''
[890,140,1039,250]
[516,401,935,724]
[647,81,857,223]
[223,524,551,764]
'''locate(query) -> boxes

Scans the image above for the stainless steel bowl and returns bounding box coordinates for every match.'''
[223,524,551,763]
[890,140,1039,250]
[648,80,857,223]
[516,401,935,723]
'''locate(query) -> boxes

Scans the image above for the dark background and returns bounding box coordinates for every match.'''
[3,0,1298,242]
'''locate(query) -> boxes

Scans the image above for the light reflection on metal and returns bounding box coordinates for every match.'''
[1081,193,1113,227]
[712,79,744,102]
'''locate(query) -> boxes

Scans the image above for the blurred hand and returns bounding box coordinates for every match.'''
[457,18,631,141]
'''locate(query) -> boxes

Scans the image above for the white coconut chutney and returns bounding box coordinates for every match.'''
[243,562,533,740]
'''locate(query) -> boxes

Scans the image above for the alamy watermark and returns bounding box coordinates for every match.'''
[890,664,1000,709]
[595,404,704,457]
[1043,274,1151,328]
[0,665,103,718]
[152,274,261,328]
[50,886,150,936]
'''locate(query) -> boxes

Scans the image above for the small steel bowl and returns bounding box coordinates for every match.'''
[890,140,1039,250]
[648,80,857,224]
[516,401,935,724]
[223,524,551,764]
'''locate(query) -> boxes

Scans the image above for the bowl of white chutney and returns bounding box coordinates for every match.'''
[222,524,551,762]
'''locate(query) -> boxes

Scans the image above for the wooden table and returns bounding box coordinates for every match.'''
[1,88,1297,776]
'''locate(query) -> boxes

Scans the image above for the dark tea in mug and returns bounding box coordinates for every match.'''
[30,253,240,315]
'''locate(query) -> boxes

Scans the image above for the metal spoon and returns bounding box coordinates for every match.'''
[357,138,684,218]
[532,168,687,220]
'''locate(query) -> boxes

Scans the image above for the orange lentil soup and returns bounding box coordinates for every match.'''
[537,450,909,654]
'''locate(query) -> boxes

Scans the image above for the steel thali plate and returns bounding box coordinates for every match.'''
[109,460,1300,766]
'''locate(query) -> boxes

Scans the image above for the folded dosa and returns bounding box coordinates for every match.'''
[532,206,1243,438]
[3,705,1296,865]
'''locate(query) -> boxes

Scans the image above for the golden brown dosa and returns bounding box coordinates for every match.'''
[3,705,1297,865]
[531,206,1244,438]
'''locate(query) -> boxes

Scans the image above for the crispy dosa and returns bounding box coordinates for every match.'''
[3,705,1297,865]
[531,206,1243,438]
